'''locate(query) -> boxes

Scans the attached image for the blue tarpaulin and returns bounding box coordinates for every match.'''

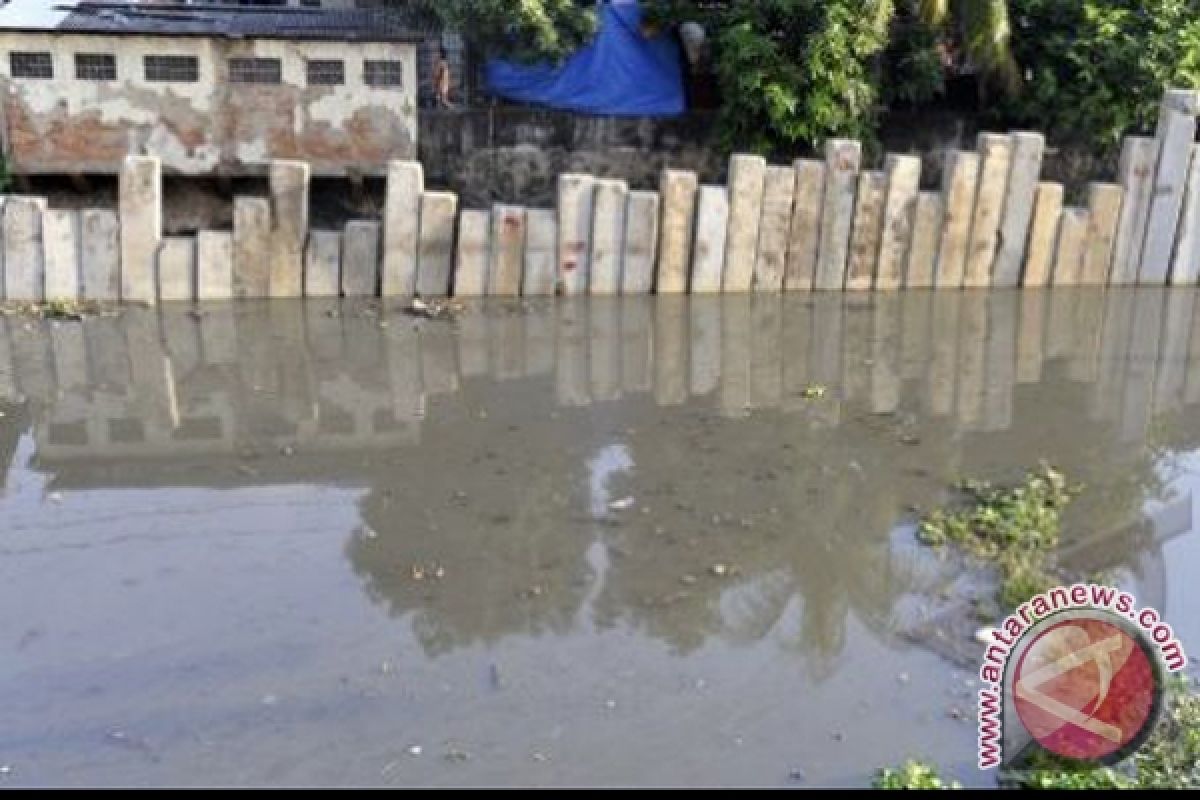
[485,1,685,117]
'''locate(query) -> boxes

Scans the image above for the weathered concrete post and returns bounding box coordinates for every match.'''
[522,209,557,296]
[993,132,1045,287]
[3,198,45,301]
[232,196,270,298]
[815,140,861,290]
[382,160,423,297]
[691,186,729,293]
[118,155,161,303]
[590,179,629,295]
[1051,208,1089,286]
[453,209,490,297]
[785,159,825,291]
[905,191,943,289]
[43,209,81,301]
[1111,136,1158,285]
[557,173,595,295]
[341,220,381,297]
[722,154,767,292]
[1022,182,1064,288]
[196,231,234,300]
[1140,89,1200,283]
[964,133,1013,288]
[489,205,526,296]
[656,170,697,293]
[1081,183,1123,285]
[416,191,458,296]
[876,155,921,290]
[753,165,795,291]
[268,160,310,298]
[1170,145,1200,286]
[157,236,196,302]
[935,150,981,289]
[845,171,886,291]
[304,231,341,297]
[80,209,119,301]
[622,190,660,294]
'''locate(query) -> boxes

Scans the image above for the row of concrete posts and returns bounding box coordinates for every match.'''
[1,88,1200,304]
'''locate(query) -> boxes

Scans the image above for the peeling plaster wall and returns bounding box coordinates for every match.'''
[0,33,417,176]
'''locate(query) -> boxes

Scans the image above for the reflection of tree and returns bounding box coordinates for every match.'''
[345,389,596,656]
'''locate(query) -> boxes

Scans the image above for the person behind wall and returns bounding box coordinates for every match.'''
[434,46,454,109]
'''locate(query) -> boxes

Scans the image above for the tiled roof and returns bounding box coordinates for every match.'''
[0,2,430,42]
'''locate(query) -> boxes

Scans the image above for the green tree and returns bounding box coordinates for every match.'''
[395,0,598,62]
[919,0,1020,99]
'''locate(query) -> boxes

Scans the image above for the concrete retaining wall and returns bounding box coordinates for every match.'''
[3,88,1200,306]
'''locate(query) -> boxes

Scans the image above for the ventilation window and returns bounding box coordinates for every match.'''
[229,57,282,85]
[75,53,116,81]
[363,60,402,88]
[10,52,53,79]
[307,59,344,86]
[144,55,199,83]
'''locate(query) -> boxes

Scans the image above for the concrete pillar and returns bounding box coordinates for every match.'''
[590,179,628,295]
[341,220,380,297]
[1110,136,1158,285]
[522,209,557,296]
[268,160,310,298]
[876,155,921,290]
[752,165,795,291]
[935,150,981,289]
[622,190,659,294]
[1051,208,1089,286]
[416,191,457,296]
[232,196,270,298]
[453,209,490,297]
[785,159,825,291]
[1022,182,1063,288]
[42,209,80,302]
[722,154,767,292]
[80,209,119,301]
[964,133,1013,288]
[1140,89,1200,283]
[304,230,341,297]
[489,205,525,296]
[1081,183,1123,285]
[3,198,45,302]
[557,173,595,295]
[656,169,697,293]
[690,185,729,293]
[845,171,886,291]
[196,231,233,300]
[993,132,1045,287]
[816,140,861,290]
[118,156,161,304]
[381,160,422,297]
[158,236,195,302]
[1170,145,1200,286]
[905,191,942,289]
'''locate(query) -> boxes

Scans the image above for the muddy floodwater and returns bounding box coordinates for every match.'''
[2,289,1199,787]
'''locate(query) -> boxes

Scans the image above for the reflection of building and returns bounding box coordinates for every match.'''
[0,2,424,175]
[1,290,1198,659]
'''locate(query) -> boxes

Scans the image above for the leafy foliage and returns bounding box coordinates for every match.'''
[873,760,962,789]
[918,464,1078,610]
[395,0,598,62]
[1002,0,1200,157]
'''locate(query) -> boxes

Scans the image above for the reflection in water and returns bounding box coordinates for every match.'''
[0,290,1196,672]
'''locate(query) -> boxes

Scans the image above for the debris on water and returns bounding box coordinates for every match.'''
[974,626,998,645]
[948,707,965,721]
[47,492,63,503]
[799,385,826,399]
[532,751,548,763]
[608,496,635,511]
[898,672,910,685]
[788,768,806,783]
[407,745,423,757]
[380,661,394,675]
[709,563,729,577]
[680,574,698,586]
[831,731,844,742]
[0,299,114,320]
[604,699,617,710]
[900,432,921,446]
[279,444,295,457]
[489,663,503,690]
[443,747,470,763]
[261,694,278,706]
[404,297,463,320]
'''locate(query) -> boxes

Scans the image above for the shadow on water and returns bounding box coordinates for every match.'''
[0,288,1198,786]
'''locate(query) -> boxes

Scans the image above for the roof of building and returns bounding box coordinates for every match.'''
[0,2,431,43]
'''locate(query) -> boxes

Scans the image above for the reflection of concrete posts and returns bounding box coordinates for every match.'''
[719,295,751,417]
[556,300,590,407]
[455,307,489,377]
[750,294,783,408]
[384,322,424,441]
[1016,290,1047,385]
[653,296,688,407]
[840,295,871,404]
[491,310,525,381]
[1122,290,1166,442]
[1092,289,1136,422]
[983,292,1017,432]
[780,299,810,411]
[870,294,901,415]
[524,304,556,378]
[900,290,931,383]
[1187,301,1200,405]
[956,292,987,428]
[927,292,960,417]
[810,294,843,426]
[1154,290,1194,415]
[689,296,721,397]
[620,297,653,394]
[1067,287,1106,384]
[0,319,15,401]
[589,297,621,401]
